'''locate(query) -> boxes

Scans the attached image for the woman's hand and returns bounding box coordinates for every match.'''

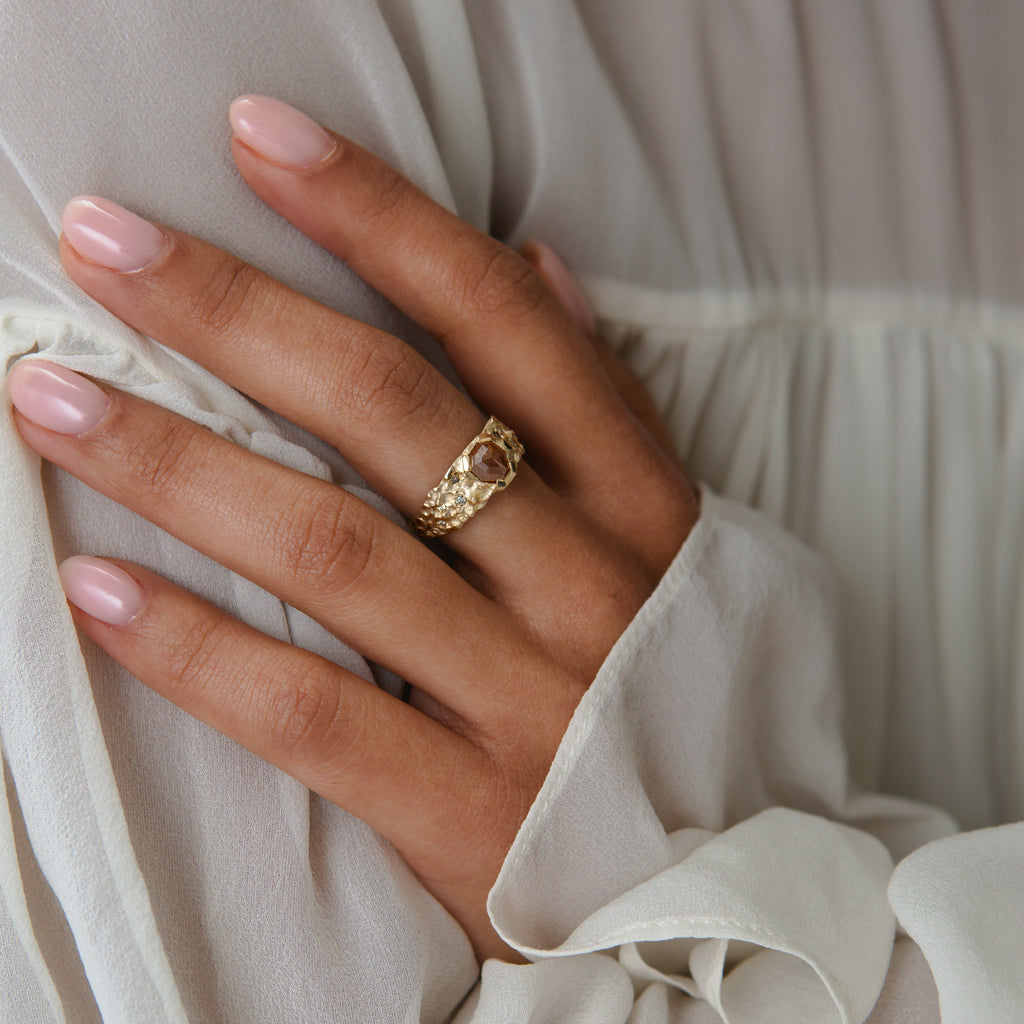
[8,95,699,961]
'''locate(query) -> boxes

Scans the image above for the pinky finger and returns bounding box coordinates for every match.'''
[58,555,472,860]
[521,240,685,465]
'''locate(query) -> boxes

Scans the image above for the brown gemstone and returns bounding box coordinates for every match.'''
[469,440,509,482]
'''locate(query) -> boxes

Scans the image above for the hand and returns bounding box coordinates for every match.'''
[8,95,699,961]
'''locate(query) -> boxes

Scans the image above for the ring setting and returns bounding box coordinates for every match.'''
[413,417,524,537]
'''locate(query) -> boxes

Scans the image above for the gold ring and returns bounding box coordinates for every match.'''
[413,416,525,537]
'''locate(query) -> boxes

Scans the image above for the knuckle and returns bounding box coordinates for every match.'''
[338,340,444,430]
[450,761,538,860]
[356,163,408,226]
[266,670,349,763]
[278,489,378,596]
[122,415,209,501]
[628,466,702,566]
[451,245,548,322]
[492,669,589,762]
[186,254,267,337]
[591,556,658,634]
[161,615,235,702]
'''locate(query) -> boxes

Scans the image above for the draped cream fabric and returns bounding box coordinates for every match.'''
[1,1,1022,1020]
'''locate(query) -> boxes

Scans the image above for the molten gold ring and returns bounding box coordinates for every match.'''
[413,416,525,537]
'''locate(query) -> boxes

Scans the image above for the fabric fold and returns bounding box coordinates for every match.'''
[2,2,1024,1019]
[483,488,937,1023]
[889,824,1024,1024]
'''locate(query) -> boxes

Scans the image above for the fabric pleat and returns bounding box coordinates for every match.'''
[1,1,1022,1020]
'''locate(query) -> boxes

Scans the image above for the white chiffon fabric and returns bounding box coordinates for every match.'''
[1,1,1022,1021]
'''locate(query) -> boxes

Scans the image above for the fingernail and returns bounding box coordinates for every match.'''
[62,196,168,273]
[524,241,596,335]
[229,94,338,168]
[8,361,111,435]
[58,556,146,626]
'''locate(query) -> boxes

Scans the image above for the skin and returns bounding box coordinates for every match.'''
[12,121,700,961]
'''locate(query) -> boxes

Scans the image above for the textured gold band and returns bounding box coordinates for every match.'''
[412,416,525,537]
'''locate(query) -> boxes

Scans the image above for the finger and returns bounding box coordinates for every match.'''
[56,197,662,618]
[57,555,464,839]
[57,197,609,603]
[518,241,597,337]
[520,240,686,465]
[56,555,517,935]
[226,96,676,509]
[56,197,481,517]
[10,361,564,725]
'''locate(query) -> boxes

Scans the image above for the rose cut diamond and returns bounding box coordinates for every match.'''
[469,440,509,482]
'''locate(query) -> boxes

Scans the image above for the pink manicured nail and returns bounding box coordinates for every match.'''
[62,196,168,272]
[526,241,597,335]
[229,94,337,168]
[59,556,146,626]
[8,361,111,435]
